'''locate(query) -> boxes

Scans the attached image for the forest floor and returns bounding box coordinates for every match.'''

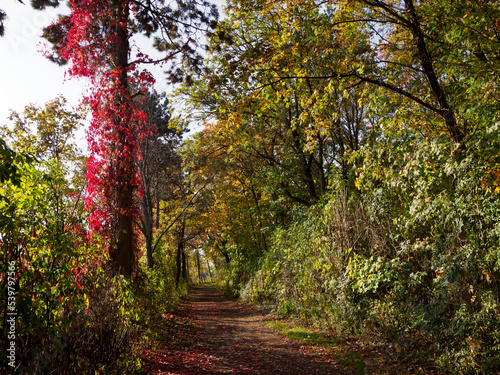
[140,285,427,375]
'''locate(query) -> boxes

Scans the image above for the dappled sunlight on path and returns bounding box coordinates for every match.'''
[141,285,348,374]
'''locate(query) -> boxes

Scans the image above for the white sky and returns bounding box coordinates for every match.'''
[0,2,85,133]
[0,2,179,151]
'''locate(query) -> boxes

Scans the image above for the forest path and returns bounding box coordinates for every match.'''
[141,285,351,374]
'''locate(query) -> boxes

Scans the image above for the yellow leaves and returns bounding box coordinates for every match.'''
[357,96,367,108]
[482,166,500,194]
[485,273,492,283]
[220,112,244,133]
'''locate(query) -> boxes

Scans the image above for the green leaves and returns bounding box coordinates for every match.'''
[0,139,36,187]
[171,1,500,372]
[0,97,110,372]
[348,255,395,295]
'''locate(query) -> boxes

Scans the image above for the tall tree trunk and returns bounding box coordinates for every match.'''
[196,250,202,283]
[112,0,135,277]
[206,259,213,280]
[146,231,153,269]
[175,219,185,287]
[175,245,181,287]
[404,0,465,147]
[143,185,154,269]
[155,194,160,229]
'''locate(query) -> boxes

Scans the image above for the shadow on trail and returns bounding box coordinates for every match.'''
[184,286,227,303]
[142,285,348,375]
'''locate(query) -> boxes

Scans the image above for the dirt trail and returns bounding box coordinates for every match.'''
[142,285,349,374]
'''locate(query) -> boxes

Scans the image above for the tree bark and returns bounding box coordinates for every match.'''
[196,250,202,283]
[145,231,153,269]
[112,0,135,277]
[404,0,465,146]
[206,259,213,280]
[175,219,185,287]
[142,183,154,269]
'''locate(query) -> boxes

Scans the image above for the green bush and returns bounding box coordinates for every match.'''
[0,140,143,374]
[353,124,500,373]
[240,123,500,373]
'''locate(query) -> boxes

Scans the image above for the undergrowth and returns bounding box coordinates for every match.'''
[239,132,500,374]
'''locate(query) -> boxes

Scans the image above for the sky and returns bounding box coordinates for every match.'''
[0,2,180,151]
[0,3,85,130]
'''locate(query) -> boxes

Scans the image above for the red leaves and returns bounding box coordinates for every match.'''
[139,286,357,375]
[46,0,173,276]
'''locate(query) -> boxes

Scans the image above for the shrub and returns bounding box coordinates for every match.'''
[241,123,500,373]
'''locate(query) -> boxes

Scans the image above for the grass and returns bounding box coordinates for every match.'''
[265,321,334,345]
[265,319,365,374]
[264,317,445,375]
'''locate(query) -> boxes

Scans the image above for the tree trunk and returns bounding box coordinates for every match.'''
[218,246,230,264]
[155,195,160,229]
[146,231,153,269]
[111,0,135,277]
[196,250,202,283]
[206,259,213,280]
[175,219,185,287]
[404,0,465,147]
[143,185,154,269]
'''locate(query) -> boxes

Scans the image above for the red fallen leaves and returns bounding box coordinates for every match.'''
[142,347,215,375]
[140,287,349,375]
[141,286,442,375]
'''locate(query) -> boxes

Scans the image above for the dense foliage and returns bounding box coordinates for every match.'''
[177,0,500,373]
[2,0,500,373]
[0,98,190,374]
[42,0,217,276]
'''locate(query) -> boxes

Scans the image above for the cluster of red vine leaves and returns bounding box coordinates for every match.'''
[43,0,218,275]
[58,0,151,272]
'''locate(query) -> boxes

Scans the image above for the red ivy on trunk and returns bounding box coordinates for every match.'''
[55,0,154,276]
